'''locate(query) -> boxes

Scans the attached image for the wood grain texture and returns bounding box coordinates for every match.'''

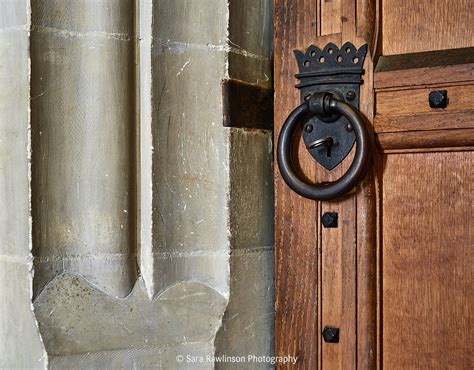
[381,152,473,369]
[382,0,474,55]
[375,63,474,90]
[375,112,474,134]
[320,0,341,36]
[356,170,377,370]
[318,1,376,363]
[373,149,384,370]
[274,1,320,368]
[375,128,474,152]
[375,48,474,72]
[341,0,356,41]
[354,24,377,370]
[316,48,375,370]
[374,63,474,135]
[356,0,376,48]
[375,84,474,116]
[321,196,356,369]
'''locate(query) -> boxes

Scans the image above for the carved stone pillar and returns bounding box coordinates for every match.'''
[30,0,137,298]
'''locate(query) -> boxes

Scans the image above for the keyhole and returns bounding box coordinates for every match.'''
[325,137,334,157]
[326,145,332,157]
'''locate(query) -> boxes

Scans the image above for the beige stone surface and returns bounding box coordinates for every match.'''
[0,261,46,368]
[215,2,275,366]
[151,2,231,301]
[34,274,226,357]
[0,0,46,367]
[30,0,133,33]
[48,343,214,369]
[228,0,273,87]
[215,129,275,369]
[0,8,30,259]
[139,0,155,297]
[215,248,274,370]
[151,48,229,255]
[153,0,228,46]
[30,0,138,299]
[228,129,274,250]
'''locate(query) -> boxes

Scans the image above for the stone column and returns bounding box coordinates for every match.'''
[30,0,138,298]
[151,0,231,298]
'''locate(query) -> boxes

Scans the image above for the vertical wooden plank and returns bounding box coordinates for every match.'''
[356,0,376,48]
[375,151,384,370]
[356,7,377,366]
[356,34,377,365]
[274,1,320,368]
[321,196,357,369]
[341,0,356,41]
[321,0,342,36]
[356,170,377,370]
[318,0,375,363]
[319,2,359,362]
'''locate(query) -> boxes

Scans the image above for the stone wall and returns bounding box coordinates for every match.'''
[0,0,273,368]
[215,0,275,367]
[0,0,46,367]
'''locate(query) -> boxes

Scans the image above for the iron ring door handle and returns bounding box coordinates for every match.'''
[277,92,370,201]
[306,136,333,150]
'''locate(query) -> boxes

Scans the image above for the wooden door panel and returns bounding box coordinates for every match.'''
[381,152,473,368]
[382,0,473,55]
[275,0,472,369]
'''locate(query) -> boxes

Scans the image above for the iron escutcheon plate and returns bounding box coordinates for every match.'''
[293,42,367,171]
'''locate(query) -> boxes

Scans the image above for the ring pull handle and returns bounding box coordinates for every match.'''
[277,92,370,201]
[306,136,333,150]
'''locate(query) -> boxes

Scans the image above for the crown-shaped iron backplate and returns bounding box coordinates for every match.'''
[292,42,367,171]
[294,42,367,88]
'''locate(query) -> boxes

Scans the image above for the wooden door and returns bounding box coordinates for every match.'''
[274,1,473,369]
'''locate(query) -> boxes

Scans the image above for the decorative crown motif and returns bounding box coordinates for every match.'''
[294,42,367,74]
[293,42,367,88]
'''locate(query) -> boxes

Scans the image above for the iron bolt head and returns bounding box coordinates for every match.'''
[429,90,448,109]
[346,90,356,101]
[304,123,314,133]
[321,212,338,228]
[322,327,340,343]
